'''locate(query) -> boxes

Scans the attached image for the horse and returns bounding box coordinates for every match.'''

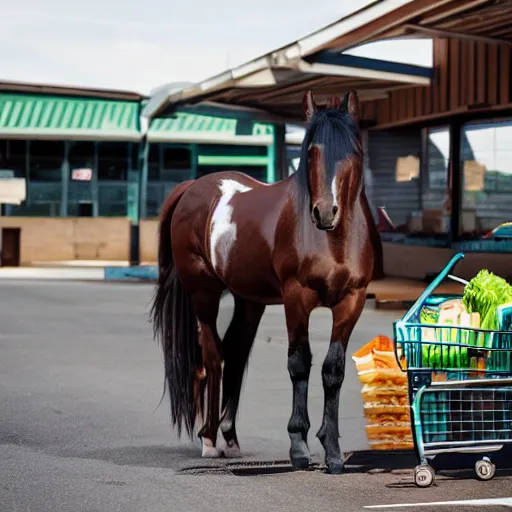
[150,89,382,474]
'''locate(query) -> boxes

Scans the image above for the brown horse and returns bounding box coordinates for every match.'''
[150,90,382,474]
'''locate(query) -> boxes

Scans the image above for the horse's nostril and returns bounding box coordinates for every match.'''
[332,205,338,217]
[313,206,321,222]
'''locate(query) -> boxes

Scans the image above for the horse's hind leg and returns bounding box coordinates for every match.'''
[220,297,265,457]
[192,290,224,458]
[317,288,367,474]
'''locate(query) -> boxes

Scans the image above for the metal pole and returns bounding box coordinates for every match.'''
[129,116,151,266]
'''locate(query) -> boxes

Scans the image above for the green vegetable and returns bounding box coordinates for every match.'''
[420,306,439,324]
[462,270,512,342]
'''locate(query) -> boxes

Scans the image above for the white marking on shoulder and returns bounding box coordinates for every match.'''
[210,179,251,270]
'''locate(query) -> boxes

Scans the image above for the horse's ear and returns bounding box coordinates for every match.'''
[303,90,317,121]
[344,89,360,120]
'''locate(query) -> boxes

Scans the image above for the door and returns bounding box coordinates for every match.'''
[78,203,93,217]
[1,228,21,267]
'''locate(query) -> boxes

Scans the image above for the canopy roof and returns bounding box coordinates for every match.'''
[143,0,435,124]
[144,0,511,124]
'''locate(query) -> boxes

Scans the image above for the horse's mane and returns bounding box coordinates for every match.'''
[296,107,362,211]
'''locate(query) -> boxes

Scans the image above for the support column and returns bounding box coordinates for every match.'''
[25,140,31,207]
[92,142,99,217]
[129,134,149,266]
[273,123,287,181]
[190,143,198,180]
[60,141,69,217]
[448,121,462,245]
[361,129,377,220]
[139,139,149,221]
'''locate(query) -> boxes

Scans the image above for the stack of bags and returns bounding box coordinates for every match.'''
[352,335,414,451]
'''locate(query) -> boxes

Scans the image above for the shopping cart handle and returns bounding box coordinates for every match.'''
[400,252,465,324]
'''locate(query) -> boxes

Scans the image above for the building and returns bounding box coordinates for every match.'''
[0,80,300,264]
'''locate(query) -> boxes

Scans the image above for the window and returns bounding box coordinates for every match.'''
[161,146,191,182]
[0,140,26,177]
[69,142,95,177]
[97,142,129,181]
[29,140,64,181]
[426,127,449,190]
[460,119,512,236]
[420,127,450,234]
[148,143,161,180]
[367,129,422,235]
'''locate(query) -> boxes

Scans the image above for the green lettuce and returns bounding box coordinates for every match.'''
[463,270,512,332]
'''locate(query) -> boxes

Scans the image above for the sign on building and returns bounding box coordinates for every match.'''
[71,168,93,181]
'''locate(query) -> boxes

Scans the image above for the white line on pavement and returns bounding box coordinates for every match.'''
[365,497,512,509]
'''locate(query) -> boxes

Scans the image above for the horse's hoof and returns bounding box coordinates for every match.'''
[201,439,220,458]
[222,441,242,458]
[291,457,311,470]
[326,462,344,475]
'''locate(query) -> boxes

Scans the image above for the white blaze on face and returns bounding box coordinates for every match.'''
[210,179,251,271]
[331,175,339,207]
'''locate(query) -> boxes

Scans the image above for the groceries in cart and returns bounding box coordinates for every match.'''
[393,253,512,487]
[400,262,512,375]
[352,335,413,451]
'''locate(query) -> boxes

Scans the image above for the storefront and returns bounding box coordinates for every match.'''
[0,82,294,264]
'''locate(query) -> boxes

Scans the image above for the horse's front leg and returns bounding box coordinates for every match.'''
[317,288,367,474]
[283,286,317,470]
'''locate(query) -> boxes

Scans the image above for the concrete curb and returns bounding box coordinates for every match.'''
[104,265,157,281]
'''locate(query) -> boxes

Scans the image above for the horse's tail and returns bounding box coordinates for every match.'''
[150,180,204,439]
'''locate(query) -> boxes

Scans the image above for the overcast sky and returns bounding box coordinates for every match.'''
[1,0,432,94]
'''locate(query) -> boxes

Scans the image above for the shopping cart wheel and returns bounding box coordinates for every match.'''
[475,458,496,481]
[413,465,435,487]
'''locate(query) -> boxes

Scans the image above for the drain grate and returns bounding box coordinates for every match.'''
[178,460,321,476]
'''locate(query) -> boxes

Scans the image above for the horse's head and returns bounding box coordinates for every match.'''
[300,89,363,231]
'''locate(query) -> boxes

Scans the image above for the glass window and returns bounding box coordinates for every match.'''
[461,119,512,236]
[421,126,450,235]
[426,127,449,190]
[148,143,161,180]
[29,140,64,181]
[161,146,191,182]
[69,141,95,175]
[367,129,422,236]
[97,142,129,181]
[68,142,95,214]
[0,140,26,177]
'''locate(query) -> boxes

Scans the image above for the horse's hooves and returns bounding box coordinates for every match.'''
[326,463,344,475]
[201,443,221,458]
[222,443,242,458]
[291,457,311,470]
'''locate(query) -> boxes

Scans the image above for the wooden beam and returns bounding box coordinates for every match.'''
[420,0,489,25]
[404,24,512,46]
[369,102,512,131]
[315,0,455,53]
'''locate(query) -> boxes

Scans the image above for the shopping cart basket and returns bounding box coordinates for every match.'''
[393,252,512,487]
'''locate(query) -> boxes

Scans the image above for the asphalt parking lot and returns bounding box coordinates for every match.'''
[1,281,511,511]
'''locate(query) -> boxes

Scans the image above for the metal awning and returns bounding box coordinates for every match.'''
[143,0,434,124]
[0,93,141,141]
[144,0,512,124]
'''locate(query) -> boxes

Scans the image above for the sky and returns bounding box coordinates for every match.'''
[1,0,433,95]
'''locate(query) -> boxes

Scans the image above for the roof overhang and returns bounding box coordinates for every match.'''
[144,0,512,124]
[310,0,512,53]
[143,51,432,124]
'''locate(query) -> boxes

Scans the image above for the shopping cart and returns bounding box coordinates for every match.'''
[393,252,512,487]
